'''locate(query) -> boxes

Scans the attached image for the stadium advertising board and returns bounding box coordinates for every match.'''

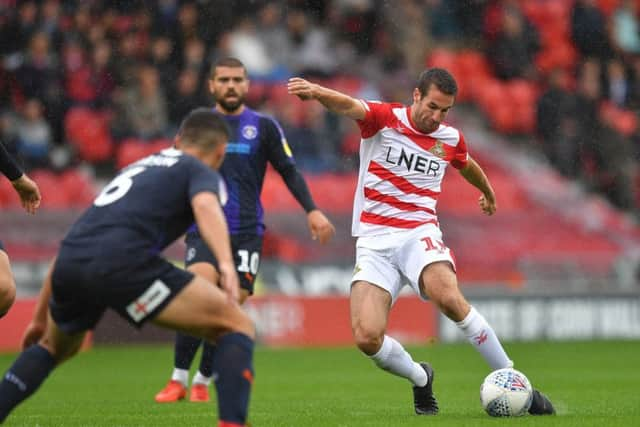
[439,295,640,341]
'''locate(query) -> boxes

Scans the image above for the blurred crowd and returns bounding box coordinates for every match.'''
[423,0,640,215]
[0,0,639,216]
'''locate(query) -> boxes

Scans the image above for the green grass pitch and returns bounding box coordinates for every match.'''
[1,340,639,426]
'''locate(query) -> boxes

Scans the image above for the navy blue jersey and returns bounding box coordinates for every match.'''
[189,107,298,236]
[60,148,223,268]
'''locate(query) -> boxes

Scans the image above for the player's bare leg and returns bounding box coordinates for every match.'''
[0,313,85,422]
[154,275,255,426]
[0,250,17,318]
[420,261,554,415]
[420,261,512,369]
[350,281,436,414]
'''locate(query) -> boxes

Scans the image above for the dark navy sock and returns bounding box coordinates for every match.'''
[199,341,217,378]
[212,333,254,425]
[174,332,202,370]
[0,345,56,423]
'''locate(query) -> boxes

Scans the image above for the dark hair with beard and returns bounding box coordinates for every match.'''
[416,68,457,98]
[209,57,247,79]
[178,108,230,151]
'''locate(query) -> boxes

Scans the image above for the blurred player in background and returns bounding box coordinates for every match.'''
[288,68,555,416]
[0,109,255,427]
[155,57,335,403]
[0,143,41,318]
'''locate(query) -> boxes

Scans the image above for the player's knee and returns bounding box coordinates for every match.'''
[203,308,255,342]
[233,310,255,339]
[0,275,16,317]
[352,323,383,355]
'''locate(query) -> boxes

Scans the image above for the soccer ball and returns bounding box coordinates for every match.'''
[480,368,533,417]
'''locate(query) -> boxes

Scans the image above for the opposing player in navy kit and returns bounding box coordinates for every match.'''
[155,57,335,403]
[0,142,41,318]
[0,109,256,427]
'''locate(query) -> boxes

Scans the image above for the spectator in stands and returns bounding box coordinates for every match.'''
[0,0,38,56]
[381,0,429,77]
[15,31,63,125]
[284,9,337,77]
[14,98,52,170]
[610,0,640,56]
[150,35,179,87]
[255,3,291,79]
[424,0,462,43]
[227,16,275,80]
[39,0,64,52]
[487,5,540,80]
[113,63,169,141]
[62,39,94,106]
[626,55,640,110]
[334,0,378,55]
[168,68,210,129]
[604,58,631,108]
[89,39,117,109]
[536,68,581,178]
[571,0,611,60]
[112,30,143,87]
[181,36,208,82]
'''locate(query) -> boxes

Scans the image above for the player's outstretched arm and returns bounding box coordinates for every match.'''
[191,192,239,302]
[307,209,335,244]
[12,174,41,214]
[287,77,367,121]
[459,156,497,216]
[21,257,55,349]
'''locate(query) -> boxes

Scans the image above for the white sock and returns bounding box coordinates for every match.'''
[192,371,212,386]
[369,335,428,387]
[171,368,189,387]
[456,306,513,370]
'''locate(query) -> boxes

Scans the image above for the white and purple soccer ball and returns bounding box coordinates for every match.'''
[480,368,533,417]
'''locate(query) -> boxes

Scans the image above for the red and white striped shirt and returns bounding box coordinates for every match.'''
[352,100,468,236]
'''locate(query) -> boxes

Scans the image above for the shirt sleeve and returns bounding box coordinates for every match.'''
[356,101,396,138]
[263,117,317,213]
[450,130,469,170]
[187,158,222,201]
[0,142,23,181]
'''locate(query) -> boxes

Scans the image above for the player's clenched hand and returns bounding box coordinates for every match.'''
[218,262,240,303]
[307,209,335,244]
[287,77,316,101]
[11,174,41,214]
[479,193,497,215]
[21,320,46,350]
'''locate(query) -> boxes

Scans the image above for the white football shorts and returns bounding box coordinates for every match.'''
[351,222,456,303]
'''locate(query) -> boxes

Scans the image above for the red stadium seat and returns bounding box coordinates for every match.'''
[116,139,156,170]
[475,79,506,114]
[151,138,173,152]
[60,168,97,208]
[0,176,20,209]
[29,169,72,210]
[426,48,460,79]
[64,108,113,163]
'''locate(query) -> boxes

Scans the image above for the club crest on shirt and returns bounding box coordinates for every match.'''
[242,125,258,140]
[429,140,446,158]
[282,138,293,157]
[186,247,196,262]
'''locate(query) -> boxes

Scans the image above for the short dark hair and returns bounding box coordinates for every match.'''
[210,57,247,79]
[416,68,458,98]
[178,108,230,150]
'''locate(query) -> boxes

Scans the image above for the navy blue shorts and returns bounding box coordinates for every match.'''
[0,240,4,252]
[185,233,263,294]
[50,253,194,334]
